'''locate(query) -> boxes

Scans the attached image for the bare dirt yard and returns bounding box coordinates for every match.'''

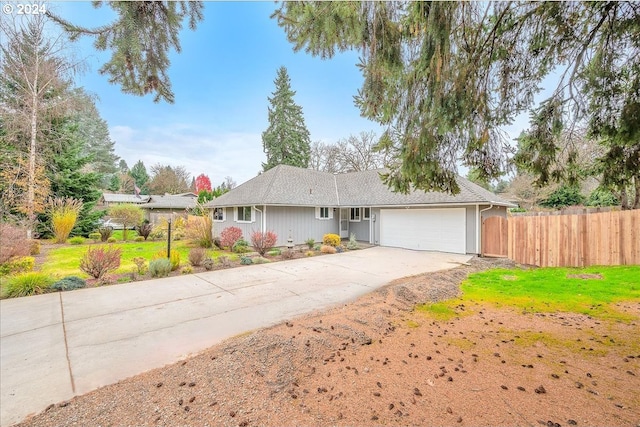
[16,258,640,427]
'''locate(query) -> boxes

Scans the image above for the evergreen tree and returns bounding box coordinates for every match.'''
[273,2,640,200]
[49,1,204,103]
[129,160,150,194]
[262,66,311,171]
[40,122,104,237]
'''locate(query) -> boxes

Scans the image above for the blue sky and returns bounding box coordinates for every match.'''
[43,1,540,187]
[48,1,383,186]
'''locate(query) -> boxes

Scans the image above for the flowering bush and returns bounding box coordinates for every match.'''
[79,245,122,279]
[322,233,341,247]
[0,223,30,264]
[220,226,243,250]
[251,231,278,256]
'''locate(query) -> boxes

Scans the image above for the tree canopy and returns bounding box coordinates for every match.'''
[48,1,204,103]
[273,2,640,202]
[262,66,311,171]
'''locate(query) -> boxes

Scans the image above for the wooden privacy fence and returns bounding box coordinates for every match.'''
[502,209,640,267]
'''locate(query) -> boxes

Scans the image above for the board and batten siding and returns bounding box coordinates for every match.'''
[264,206,339,247]
[348,217,371,243]
[212,206,339,247]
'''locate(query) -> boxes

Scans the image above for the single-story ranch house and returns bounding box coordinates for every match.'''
[99,192,198,224]
[206,165,515,255]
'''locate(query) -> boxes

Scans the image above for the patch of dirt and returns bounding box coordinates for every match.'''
[16,258,640,427]
[567,273,603,280]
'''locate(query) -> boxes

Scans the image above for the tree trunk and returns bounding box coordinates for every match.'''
[27,71,39,240]
[633,175,640,210]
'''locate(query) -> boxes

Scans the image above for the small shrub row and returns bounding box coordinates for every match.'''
[152,250,180,271]
[68,236,85,245]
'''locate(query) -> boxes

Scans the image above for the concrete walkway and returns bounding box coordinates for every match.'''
[0,247,472,426]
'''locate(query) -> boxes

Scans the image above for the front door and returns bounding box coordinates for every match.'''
[340,208,349,239]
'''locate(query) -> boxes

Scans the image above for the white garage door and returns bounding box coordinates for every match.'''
[380,208,466,253]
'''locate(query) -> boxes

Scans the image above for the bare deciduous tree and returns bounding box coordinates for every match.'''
[310,131,388,174]
[0,14,83,237]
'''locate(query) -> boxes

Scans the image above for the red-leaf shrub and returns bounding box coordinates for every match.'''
[0,223,30,264]
[251,230,278,256]
[219,227,243,250]
[79,245,122,279]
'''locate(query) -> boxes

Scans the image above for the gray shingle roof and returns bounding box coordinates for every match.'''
[143,194,198,209]
[102,193,150,203]
[208,165,515,208]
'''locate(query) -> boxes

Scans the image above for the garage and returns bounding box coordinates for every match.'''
[380,208,466,253]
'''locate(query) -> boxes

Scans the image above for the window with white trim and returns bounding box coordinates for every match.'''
[350,207,361,222]
[315,207,333,220]
[213,207,225,222]
[236,206,253,223]
[363,207,371,220]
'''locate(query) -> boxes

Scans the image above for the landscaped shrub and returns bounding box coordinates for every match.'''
[188,247,206,267]
[251,231,278,256]
[220,226,243,250]
[267,248,282,256]
[218,255,231,267]
[51,276,86,292]
[107,237,117,243]
[48,197,83,244]
[0,222,30,264]
[152,250,180,271]
[181,266,193,274]
[305,238,315,249]
[0,256,35,277]
[240,256,253,265]
[98,226,113,242]
[186,214,213,248]
[233,239,250,253]
[149,258,172,278]
[88,232,101,242]
[68,236,85,245]
[252,256,270,264]
[202,257,215,271]
[132,257,147,275]
[149,226,165,240]
[347,233,359,250]
[3,272,54,298]
[135,221,153,241]
[30,240,40,255]
[321,245,337,254]
[134,236,145,242]
[305,250,314,257]
[322,233,341,247]
[79,245,122,279]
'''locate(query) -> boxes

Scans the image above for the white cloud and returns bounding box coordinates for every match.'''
[109,124,265,185]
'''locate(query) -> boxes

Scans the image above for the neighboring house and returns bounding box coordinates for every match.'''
[205,164,516,255]
[100,192,198,224]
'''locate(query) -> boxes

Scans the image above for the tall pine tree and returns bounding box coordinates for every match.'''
[129,160,150,194]
[262,67,311,171]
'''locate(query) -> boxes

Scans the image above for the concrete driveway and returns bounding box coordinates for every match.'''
[0,247,471,426]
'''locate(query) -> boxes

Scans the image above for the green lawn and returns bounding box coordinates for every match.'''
[419,265,640,321]
[40,240,238,278]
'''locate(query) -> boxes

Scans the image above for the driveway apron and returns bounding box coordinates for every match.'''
[0,247,471,426]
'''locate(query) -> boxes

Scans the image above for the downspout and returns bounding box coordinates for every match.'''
[253,205,266,233]
[477,204,494,256]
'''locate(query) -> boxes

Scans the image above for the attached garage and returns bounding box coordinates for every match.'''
[379,208,467,254]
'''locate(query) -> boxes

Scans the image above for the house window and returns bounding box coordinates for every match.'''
[363,207,371,220]
[236,206,252,222]
[350,207,361,222]
[213,207,225,222]
[315,207,333,220]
